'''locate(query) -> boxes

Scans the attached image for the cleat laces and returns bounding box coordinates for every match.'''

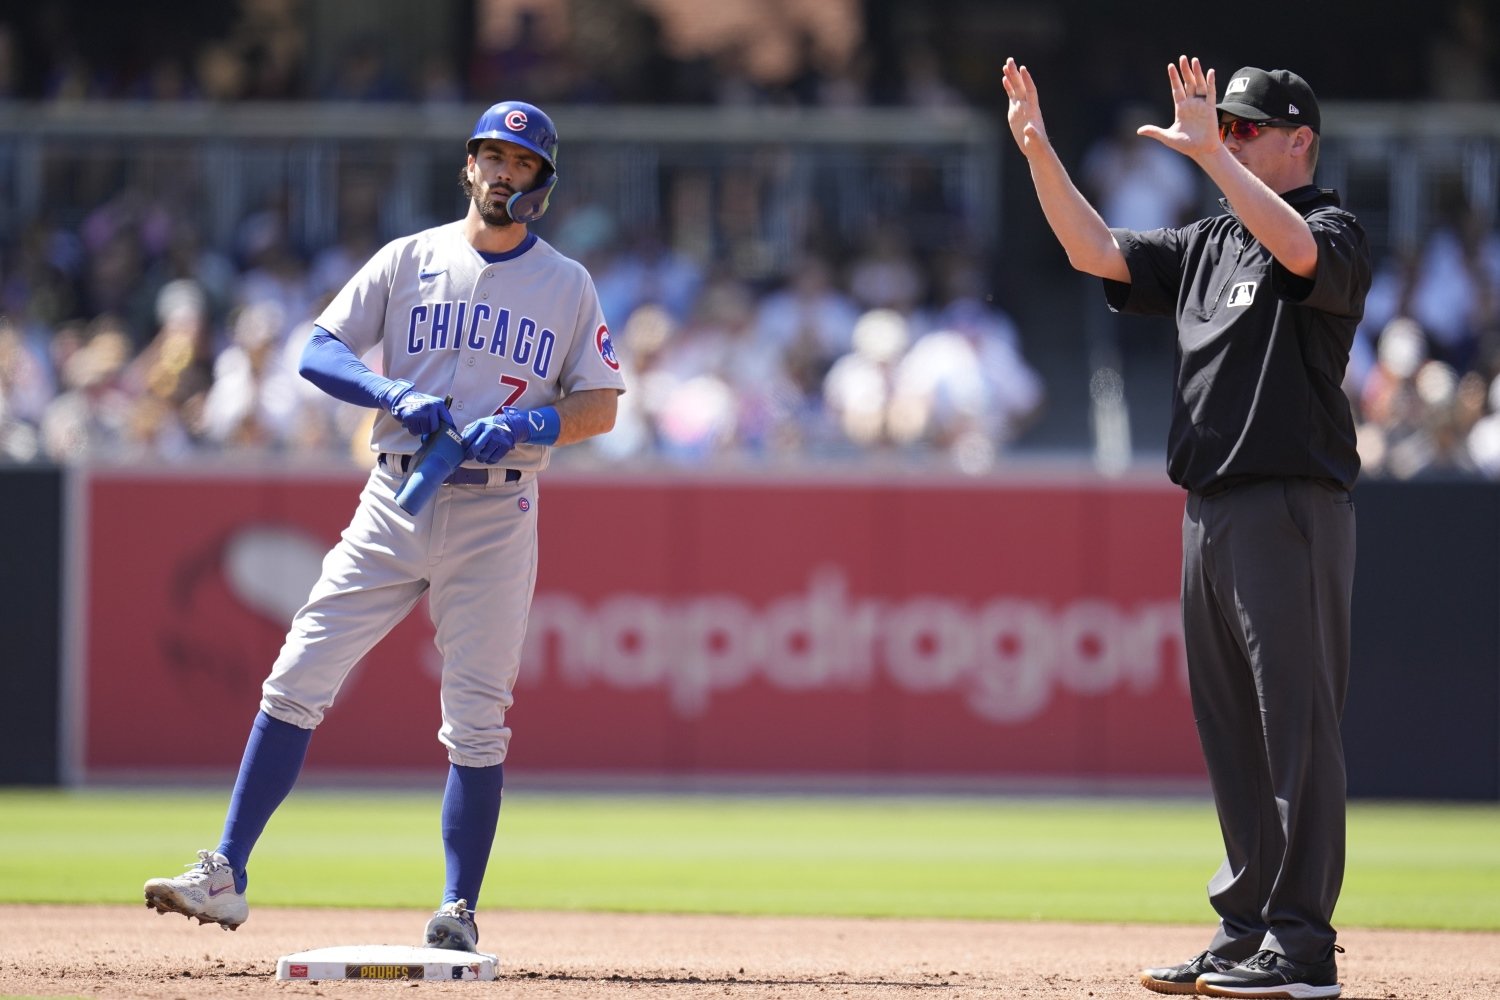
[438,898,474,918]
[181,849,228,880]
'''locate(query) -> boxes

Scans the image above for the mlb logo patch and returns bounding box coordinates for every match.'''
[1227,281,1257,307]
[290,965,309,978]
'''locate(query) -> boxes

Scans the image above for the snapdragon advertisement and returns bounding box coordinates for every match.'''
[77,471,1199,782]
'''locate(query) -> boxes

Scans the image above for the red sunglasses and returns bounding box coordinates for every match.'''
[1219,118,1298,142]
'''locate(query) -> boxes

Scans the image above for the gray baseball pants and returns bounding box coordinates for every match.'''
[1181,476,1355,966]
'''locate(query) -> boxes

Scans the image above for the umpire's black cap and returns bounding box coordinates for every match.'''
[1217,67,1321,134]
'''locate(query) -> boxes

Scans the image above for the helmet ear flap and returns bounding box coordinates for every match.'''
[506,171,556,224]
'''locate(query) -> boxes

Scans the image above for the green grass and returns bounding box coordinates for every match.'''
[1,789,1497,930]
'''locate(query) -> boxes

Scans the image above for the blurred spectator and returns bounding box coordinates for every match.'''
[3,220,82,330]
[593,232,705,327]
[142,219,240,330]
[1382,360,1480,479]
[137,56,197,102]
[1466,375,1500,476]
[0,317,54,462]
[806,45,869,109]
[196,42,250,102]
[39,319,134,461]
[590,302,675,462]
[320,37,406,102]
[754,254,859,368]
[823,308,910,450]
[1427,0,1496,101]
[277,306,368,459]
[1082,105,1200,231]
[1353,315,1491,480]
[231,0,309,100]
[234,209,313,338]
[124,280,217,428]
[616,275,759,461]
[201,301,300,450]
[1402,203,1500,373]
[887,266,1045,471]
[309,173,382,301]
[416,55,464,106]
[846,230,925,312]
[469,7,571,104]
[899,44,966,110]
[1355,316,1429,474]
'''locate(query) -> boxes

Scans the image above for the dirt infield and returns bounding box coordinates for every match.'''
[2,905,1496,999]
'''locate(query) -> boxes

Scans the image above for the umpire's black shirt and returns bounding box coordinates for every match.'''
[1103,185,1372,493]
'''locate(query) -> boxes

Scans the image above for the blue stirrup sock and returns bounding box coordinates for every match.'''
[441,762,505,909]
[217,710,313,893]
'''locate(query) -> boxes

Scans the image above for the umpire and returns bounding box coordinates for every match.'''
[1001,56,1369,1000]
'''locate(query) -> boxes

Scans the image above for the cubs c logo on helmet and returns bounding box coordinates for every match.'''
[467,101,560,222]
[596,324,620,370]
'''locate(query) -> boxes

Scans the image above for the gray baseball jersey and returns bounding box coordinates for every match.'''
[320,221,625,466]
[259,223,624,766]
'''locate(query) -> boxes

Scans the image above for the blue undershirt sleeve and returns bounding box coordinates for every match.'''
[298,326,411,411]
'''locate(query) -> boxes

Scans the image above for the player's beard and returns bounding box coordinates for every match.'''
[460,166,515,228]
[474,187,516,228]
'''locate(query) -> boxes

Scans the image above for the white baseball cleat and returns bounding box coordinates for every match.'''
[424,898,479,951]
[143,849,248,930]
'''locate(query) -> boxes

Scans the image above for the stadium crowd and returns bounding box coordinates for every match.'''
[0,175,1047,473]
[2,0,1500,479]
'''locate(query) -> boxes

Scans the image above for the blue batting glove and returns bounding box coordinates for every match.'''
[390,388,454,437]
[499,406,534,445]
[461,415,519,464]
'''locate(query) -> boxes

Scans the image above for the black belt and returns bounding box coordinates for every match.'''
[1194,474,1267,499]
[1194,475,1340,499]
[378,453,521,485]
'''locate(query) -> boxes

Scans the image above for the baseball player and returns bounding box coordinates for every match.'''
[144,100,626,953]
[1002,57,1368,999]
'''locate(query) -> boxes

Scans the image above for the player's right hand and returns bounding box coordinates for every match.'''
[461,415,519,464]
[390,389,454,437]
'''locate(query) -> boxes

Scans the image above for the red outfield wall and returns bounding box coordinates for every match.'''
[76,470,1200,783]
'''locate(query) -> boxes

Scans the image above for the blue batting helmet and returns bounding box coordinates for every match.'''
[467,100,558,224]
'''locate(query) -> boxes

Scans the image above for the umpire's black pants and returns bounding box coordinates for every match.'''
[1181,477,1355,966]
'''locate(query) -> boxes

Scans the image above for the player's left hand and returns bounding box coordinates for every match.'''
[1137,55,1220,159]
[461,413,522,464]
